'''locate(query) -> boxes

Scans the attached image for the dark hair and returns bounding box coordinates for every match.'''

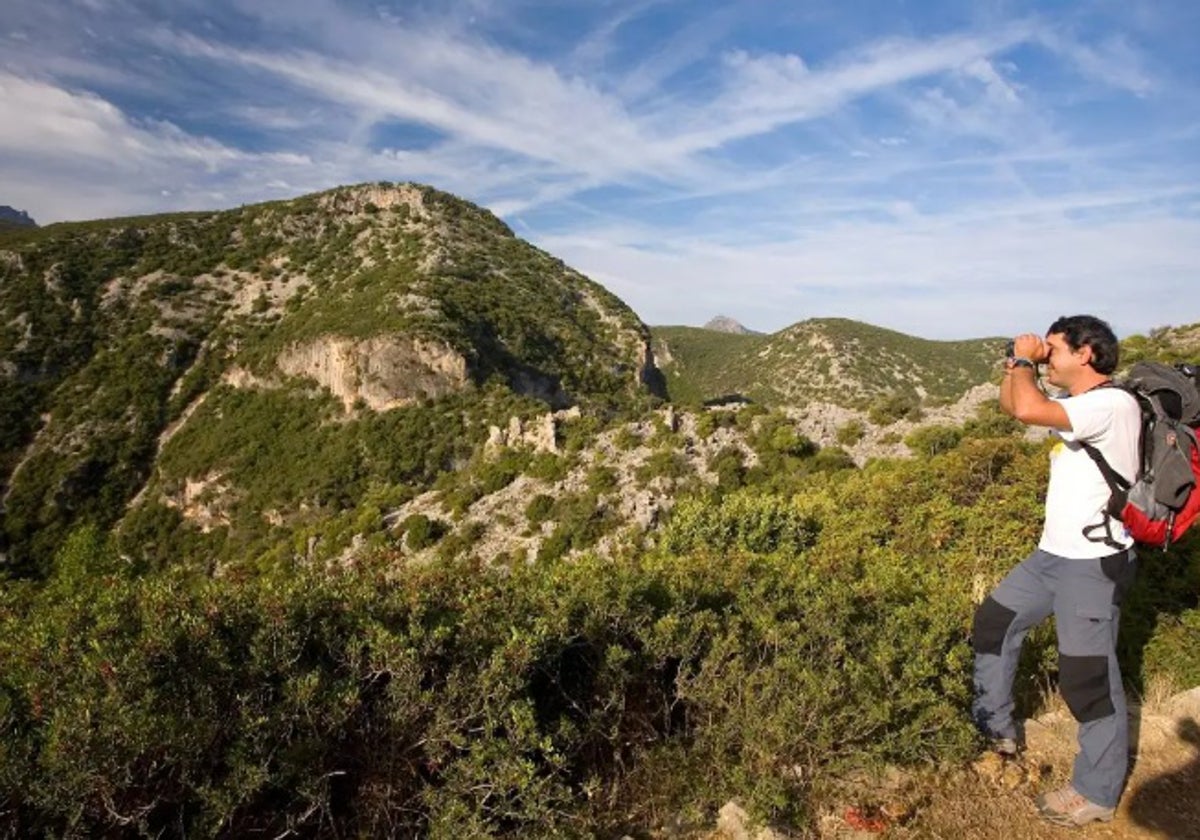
[1047,315,1119,374]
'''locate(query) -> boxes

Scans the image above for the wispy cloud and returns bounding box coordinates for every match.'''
[542,209,1200,339]
[0,72,307,170]
[1,0,1196,338]
[1038,31,1156,95]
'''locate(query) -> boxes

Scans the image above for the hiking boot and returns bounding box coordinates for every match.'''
[1036,785,1115,826]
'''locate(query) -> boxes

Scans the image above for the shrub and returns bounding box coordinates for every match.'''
[527,452,570,482]
[613,426,643,451]
[477,449,531,494]
[868,393,923,426]
[694,409,737,440]
[835,419,866,447]
[400,513,445,550]
[437,521,486,561]
[905,425,964,457]
[586,465,619,495]
[809,446,856,473]
[535,493,615,562]
[963,400,1023,439]
[708,445,747,492]
[1,439,1197,837]
[525,493,555,526]
[635,449,693,484]
[661,491,819,556]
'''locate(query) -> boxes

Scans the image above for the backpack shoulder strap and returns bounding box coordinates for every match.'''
[1079,440,1130,550]
[1079,440,1132,496]
[1078,384,1141,549]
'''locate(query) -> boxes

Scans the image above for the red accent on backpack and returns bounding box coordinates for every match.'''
[1119,443,1200,547]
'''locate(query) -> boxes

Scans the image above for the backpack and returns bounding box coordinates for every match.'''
[1081,362,1200,551]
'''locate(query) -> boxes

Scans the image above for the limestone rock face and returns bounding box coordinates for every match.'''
[162,473,231,532]
[278,335,470,411]
[485,407,582,454]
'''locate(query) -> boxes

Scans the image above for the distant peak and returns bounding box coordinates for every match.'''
[703,315,755,335]
[0,206,37,228]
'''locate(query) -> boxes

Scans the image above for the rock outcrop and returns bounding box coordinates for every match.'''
[277,335,470,412]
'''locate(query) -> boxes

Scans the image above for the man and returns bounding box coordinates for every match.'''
[972,315,1141,826]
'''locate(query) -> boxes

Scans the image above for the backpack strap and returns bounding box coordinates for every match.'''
[1079,441,1131,550]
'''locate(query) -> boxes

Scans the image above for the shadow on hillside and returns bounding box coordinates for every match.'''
[1126,718,1200,838]
[702,393,753,407]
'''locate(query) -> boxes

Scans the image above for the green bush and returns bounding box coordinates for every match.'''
[694,409,737,439]
[868,393,923,426]
[962,400,1023,439]
[835,419,866,446]
[635,449,693,484]
[586,465,619,495]
[525,493,556,527]
[708,445,747,493]
[612,426,643,451]
[2,439,1197,837]
[527,452,570,482]
[0,534,986,837]
[536,493,615,562]
[661,491,819,556]
[437,521,486,561]
[400,513,445,550]
[809,446,857,473]
[905,424,964,457]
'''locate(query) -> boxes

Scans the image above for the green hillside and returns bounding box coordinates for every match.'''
[654,318,1005,408]
[0,183,657,576]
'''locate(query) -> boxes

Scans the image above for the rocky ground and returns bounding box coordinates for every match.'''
[701,687,1200,840]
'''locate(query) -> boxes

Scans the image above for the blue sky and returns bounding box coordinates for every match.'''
[3,0,1199,339]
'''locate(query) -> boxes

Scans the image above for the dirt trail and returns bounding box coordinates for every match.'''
[825,688,1200,839]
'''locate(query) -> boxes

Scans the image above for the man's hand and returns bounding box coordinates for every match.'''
[1012,333,1049,363]
[1000,332,1070,430]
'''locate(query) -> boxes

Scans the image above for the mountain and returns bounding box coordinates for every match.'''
[0,206,37,230]
[5,180,1190,580]
[653,318,1005,407]
[702,315,756,334]
[0,183,658,576]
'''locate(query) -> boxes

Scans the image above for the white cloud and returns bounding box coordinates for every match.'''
[156,13,1054,204]
[0,72,317,221]
[162,30,679,183]
[643,24,1040,161]
[540,209,1200,339]
[1038,31,1155,96]
[0,72,306,170]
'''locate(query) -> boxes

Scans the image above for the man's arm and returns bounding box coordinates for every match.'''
[1002,366,1071,430]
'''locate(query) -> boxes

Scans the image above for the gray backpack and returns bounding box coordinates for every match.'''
[1081,362,1200,550]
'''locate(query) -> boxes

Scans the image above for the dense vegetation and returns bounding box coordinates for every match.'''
[3,185,1199,836]
[2,423,1198,837]
[0,183,656,576]
[653,319,1004,409]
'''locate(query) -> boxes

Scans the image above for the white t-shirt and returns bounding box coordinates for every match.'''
[1038,386,1141,558]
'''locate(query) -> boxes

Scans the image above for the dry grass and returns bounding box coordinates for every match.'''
[700,687,1200,840]
[875,687,1200,840]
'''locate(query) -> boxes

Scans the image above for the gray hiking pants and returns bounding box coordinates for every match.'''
[972,547,1137,808]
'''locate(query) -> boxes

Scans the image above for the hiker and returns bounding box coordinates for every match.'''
[972,315,1140,827]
